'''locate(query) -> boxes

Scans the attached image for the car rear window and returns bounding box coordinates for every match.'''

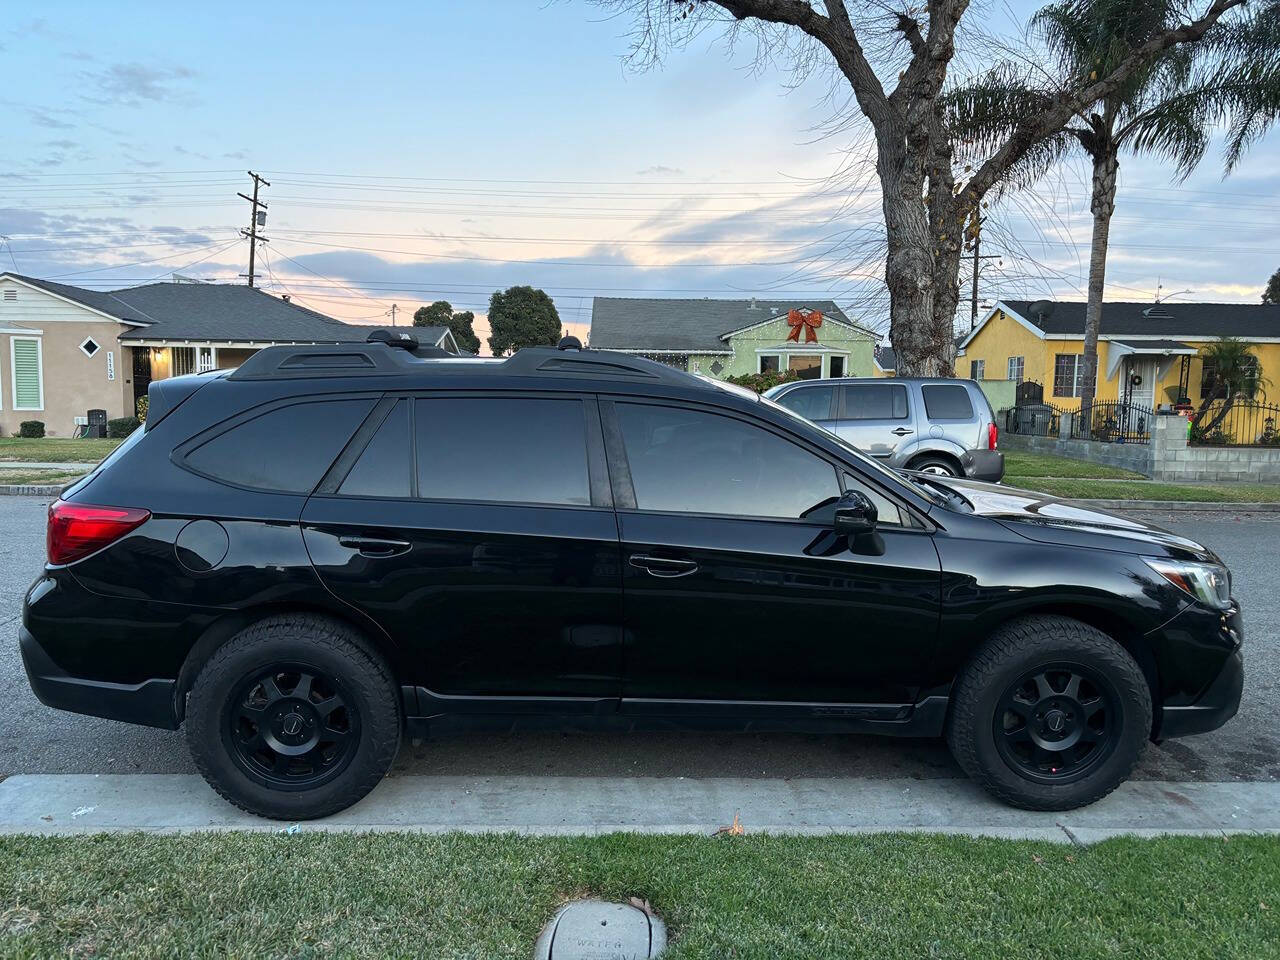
[774,385,835,421]
[184,398,377,493]
[840,383,909,420]
[414,397,590,506]
[921,384,975,419]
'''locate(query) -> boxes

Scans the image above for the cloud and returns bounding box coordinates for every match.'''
[223,150,249,161]
[82,63,196,106]
[28,107,76,129]
[636,165,685,177]
[45,139,78,149]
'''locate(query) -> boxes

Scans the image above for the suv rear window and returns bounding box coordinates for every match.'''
[184,398,376,493]
[774,384,834,421]
[339,400,411,499]
[414,397,590,506]
[840,383,909,420]
[921,384,975,419]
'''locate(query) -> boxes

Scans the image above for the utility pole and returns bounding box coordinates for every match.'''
[388,303,398,327]
[238,171,270,287]
[967,218,1003,330]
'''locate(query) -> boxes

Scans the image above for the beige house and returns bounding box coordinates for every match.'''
[0,273,461,437]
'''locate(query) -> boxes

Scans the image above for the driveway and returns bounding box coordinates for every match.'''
[2,496,1275,783]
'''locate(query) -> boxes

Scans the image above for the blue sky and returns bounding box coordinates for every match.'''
[2,1,1277,349]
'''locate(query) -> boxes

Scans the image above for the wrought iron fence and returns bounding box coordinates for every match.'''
[1189,399,1280,447]
[1071,401,1154,445]
[1004,401,1065,439]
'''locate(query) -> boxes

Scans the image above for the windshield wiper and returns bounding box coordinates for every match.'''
[908,474,973,511]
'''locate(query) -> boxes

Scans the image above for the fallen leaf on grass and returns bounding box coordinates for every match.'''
[629,897,655,916]
[713,812,745,836]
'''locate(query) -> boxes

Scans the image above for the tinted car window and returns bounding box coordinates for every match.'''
[185,398,376,493]
[841,384,909,420]
[922,384,975,419]
[415,397,589,506]
[617,403,840,520]
[775,384,835,421]
[842,473,904,527]
[340,400,410,498]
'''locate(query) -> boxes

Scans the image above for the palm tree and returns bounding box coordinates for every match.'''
[950,0,1280,413]
[1192,337,1267,435]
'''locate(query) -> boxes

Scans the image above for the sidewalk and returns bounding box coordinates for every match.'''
[2,774,1276,841]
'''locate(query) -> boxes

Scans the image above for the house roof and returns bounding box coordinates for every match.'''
[588,297,872,352]
[3,273,363,344]
[1110,338,1197,352]
[1001,299,1280,340]
[874,344,896,372]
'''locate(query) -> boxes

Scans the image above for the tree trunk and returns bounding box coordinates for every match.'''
[1080,148,1118,421]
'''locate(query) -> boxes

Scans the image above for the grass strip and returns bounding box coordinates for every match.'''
[1,832,1277,958]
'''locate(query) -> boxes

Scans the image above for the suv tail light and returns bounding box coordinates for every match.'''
[47,501,151,565]
[988,421,999,450]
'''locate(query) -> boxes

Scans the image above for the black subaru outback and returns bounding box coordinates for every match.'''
[21,333,1243,820]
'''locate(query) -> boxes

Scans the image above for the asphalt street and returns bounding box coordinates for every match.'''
[2,495,1276,783]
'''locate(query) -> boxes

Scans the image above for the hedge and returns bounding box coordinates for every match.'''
[107,417,142,438]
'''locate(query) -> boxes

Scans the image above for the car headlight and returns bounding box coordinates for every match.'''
[1144,558,1232,610]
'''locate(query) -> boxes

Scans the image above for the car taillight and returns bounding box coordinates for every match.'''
[988,421,999,450]
[47,500,151,566]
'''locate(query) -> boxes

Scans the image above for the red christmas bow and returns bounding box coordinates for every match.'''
[786,308,823,343]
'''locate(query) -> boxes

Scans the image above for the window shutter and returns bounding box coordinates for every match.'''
[12,339,41,409]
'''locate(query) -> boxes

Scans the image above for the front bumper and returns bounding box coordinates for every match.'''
[19,626,179,729]
[962,449,1005,483]
[1157,646,1244,739]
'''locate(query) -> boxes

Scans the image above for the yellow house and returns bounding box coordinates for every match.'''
[958,299,1280,410]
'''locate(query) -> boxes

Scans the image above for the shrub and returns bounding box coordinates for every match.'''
[18,420,45,438]
[136,395,149,421]
[107,416,141,438]
[724,369,801,394]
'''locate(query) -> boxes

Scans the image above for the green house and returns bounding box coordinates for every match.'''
[588,297,877,380]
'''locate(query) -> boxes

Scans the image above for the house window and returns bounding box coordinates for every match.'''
[1053,354,1093,398]
[829,355,845,378]
[969,359,985,380]
[11,337,43,411]
[171,346,196,377]
[1201,356,1260,399]
[788,355,821,380]
[1007,356,1024,383]
[79,337,101,358]
[759,354,780,374]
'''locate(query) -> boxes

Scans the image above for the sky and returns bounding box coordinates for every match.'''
[2,1,1277,352]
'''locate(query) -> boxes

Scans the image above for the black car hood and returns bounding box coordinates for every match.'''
[926,476,1219,562]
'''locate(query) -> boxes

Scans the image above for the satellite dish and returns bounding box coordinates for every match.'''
[1027,299,1056,322]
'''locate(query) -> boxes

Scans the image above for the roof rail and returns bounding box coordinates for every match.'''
[227,339,704,387]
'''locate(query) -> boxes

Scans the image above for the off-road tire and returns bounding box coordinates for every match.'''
[946,615,1152,811]
[186,613,400,820]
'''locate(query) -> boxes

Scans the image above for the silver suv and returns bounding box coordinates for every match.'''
[763,377,1004,481]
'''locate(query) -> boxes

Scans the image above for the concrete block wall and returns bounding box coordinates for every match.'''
[1000,410,1280,482]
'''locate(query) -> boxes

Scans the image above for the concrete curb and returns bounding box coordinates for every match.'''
[1,774,1276,841]
[1070,499,1280,512]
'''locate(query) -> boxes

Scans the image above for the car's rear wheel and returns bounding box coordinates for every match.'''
[908,454,961,477]
[946,615,1151,810]
[186,614,400,820]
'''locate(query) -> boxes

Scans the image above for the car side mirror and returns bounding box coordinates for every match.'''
[833,490,877,536]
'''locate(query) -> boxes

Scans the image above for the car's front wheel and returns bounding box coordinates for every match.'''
[186,614,401,820]
[947,615,1152,810]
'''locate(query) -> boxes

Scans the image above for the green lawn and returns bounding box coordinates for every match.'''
[1003,450,1146,480]
[0,468,86,487]
[1,833,1277,958]
[1011,477,1280,503]
[0,436,121,462]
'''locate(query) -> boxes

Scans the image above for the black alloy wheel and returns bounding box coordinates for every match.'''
[224,664,360,789]
[993,662,1118,785]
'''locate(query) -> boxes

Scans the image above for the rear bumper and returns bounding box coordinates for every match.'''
[19,625,179,730]
[1157,646,1244,739]
[962,449,1005,482]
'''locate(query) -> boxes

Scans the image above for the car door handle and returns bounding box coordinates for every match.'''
[338,536,412,558]
[629,554,699,578]
[890,427,914,436]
